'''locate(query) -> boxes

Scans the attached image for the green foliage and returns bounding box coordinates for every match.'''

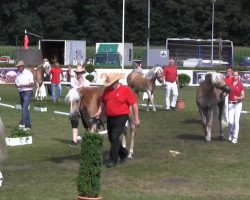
[0,1,249,46]
[85,74,95,82]
[10,127,32,138]
[85,64,95,74]
[77,132,103,198]
[178,73,191,99]
[178,73,191,89]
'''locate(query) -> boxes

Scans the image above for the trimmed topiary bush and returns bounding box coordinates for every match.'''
[178,73,191,99]
[77,132,103,198]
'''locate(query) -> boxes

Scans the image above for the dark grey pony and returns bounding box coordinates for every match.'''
[196,73,231,141]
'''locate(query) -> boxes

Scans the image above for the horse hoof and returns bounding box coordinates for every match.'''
[127,152,133,159]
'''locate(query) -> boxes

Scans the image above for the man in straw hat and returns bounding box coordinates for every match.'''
[96,73,140,168]
[15,60,34,131]
[68,65,91,147]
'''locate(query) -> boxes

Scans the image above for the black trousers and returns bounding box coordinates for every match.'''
[107,114,129,163]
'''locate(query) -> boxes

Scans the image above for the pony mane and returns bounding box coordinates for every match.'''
[145,67,163,80]
[211,73,225,85]
[65,88,81,104]
[199,72,224,85]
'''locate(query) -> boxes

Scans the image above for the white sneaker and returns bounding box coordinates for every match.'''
[228,134,232,141]
[231,138,237,144]
[22,127,31,131]
[18,124,25,130]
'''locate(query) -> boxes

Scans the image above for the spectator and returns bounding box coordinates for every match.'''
[66,65,75,90]
[68,65,91,147]
[223,66,234,123]
[49,62,64,102]
[228,70,245,144]
[96,73,140,168]
[163,59,179,111]
[42,58,52,96]
[15,60,34,130]
[133,62,143,75]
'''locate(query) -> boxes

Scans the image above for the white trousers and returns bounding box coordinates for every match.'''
[228,102,242,140]
[165,81,178,109]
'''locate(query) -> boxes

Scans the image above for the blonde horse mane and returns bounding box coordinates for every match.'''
[0,118,7,162]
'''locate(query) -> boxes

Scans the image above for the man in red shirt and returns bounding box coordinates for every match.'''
[49,62,64,102]
[96,73,140,168]
[163,59,179,111]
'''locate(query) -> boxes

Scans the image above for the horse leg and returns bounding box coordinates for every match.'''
[206,109,213,141]
[128,123,136,159]
[146,90,156,111]
[218,103,226,140]
[199,109,207,139]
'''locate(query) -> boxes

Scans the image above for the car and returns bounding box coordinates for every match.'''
[0,56,10,63]
[240,56,250,67]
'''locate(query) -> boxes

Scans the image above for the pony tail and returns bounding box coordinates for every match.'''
[0,118,7,161]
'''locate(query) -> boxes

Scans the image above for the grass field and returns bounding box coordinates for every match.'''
[0,85,250,200]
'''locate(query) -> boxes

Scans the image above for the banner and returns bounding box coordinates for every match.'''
[24,34,29,50]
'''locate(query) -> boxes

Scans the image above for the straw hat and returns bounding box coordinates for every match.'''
[74,65,86,73]
[103,73,124,87]
[15,60,25,67]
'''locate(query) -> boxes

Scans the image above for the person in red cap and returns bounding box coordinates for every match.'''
[15,60,34,130]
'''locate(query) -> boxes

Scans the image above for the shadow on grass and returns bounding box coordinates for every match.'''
[177,133,204,141]
[53,138,71,145]
[182,119,201,124]
[50,154,79,163]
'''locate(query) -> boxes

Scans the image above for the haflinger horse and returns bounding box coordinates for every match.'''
[127,66,163,111]
[196,72,231,141]
[0,117,7,187]
[28,63,50,100]
[65,86,137,159]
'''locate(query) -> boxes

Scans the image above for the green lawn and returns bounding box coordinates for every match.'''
[0,85,250,200]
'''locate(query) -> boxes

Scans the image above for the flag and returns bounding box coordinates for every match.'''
[24,34,29,49]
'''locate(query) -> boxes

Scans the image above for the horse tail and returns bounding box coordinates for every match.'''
[0,118,7,162]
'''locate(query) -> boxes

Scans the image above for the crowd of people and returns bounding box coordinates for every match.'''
[14,58,246,168]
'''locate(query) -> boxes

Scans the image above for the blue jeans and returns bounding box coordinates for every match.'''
[19,90,33,128]
[51,83,62,101]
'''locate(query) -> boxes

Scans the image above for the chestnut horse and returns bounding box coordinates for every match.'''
[27,64,50,100]
[0,118,7,187]
[127,66,163,111]
[65,86,136,158]
[196,73,231,141]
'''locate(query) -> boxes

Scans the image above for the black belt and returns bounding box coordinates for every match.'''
[228,101,241,104]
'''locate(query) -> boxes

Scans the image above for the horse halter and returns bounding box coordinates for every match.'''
[78,91,105,131]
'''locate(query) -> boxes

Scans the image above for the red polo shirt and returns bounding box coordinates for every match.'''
[50,67,63,84]
[224,76,233,85]
[102,84,136,117]
[228,81,244,101]
[163,66,177,82]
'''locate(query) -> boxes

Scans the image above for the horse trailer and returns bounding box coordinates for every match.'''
[39,39,86,65]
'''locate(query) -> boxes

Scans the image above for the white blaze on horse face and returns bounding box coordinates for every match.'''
[65,88,81,115]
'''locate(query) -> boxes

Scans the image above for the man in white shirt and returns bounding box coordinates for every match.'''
[15,60,34,130]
